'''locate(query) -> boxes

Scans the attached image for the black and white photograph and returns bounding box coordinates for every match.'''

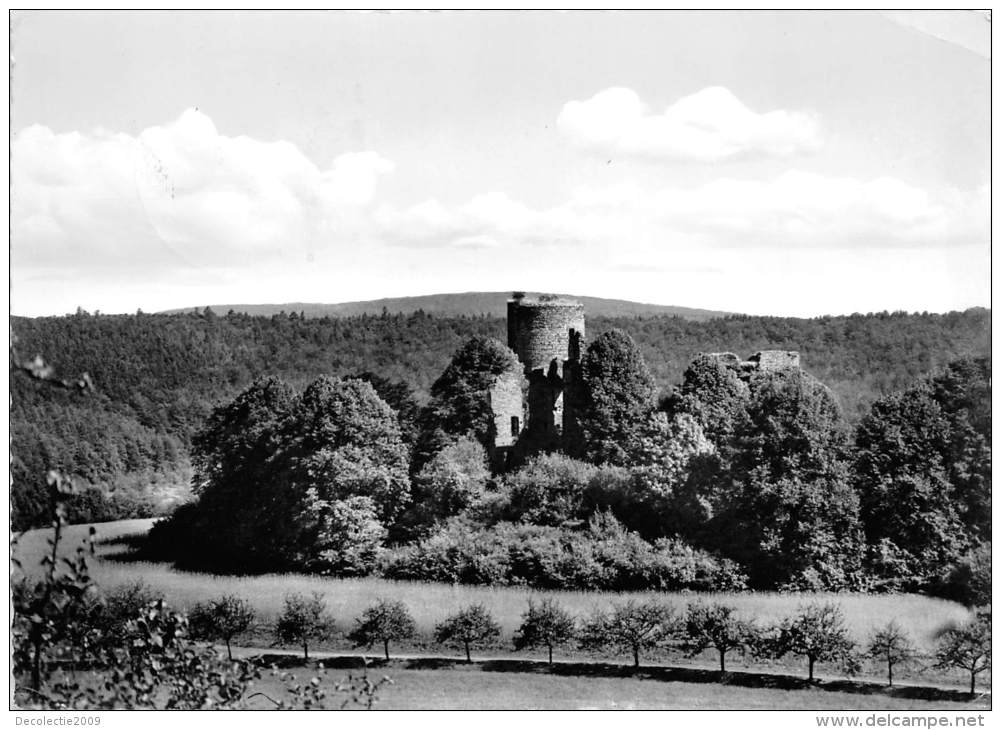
[8,9,991,717]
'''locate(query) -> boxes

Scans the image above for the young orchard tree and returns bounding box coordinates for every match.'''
[348,599,417,661]
[188,595,256,661]
[682,602,755,674]
[934,616,991,697]
[766,603,858,682]
[580,600,677,669]
[434,604,501,663]
[866,621,915,687]
[274,592,333,661]
[513,598,577,665]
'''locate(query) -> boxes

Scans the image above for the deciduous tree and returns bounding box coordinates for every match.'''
[865,621,915,687]
[414,337,523,470]
[348,599,417,661]
[275,592,333,661]
[412,437,491,521]
[309,496,387,576]
[576,329,657,466]
[513,598,576,665]
[764,603,858,682]
[682,602,755,674]
[579,600,677,668]
[725,371,864,590]
[934,615,991,697]
[434,604,501,663]
[188,594,256,661]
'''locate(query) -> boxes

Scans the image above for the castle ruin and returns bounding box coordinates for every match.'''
[487,293,585,466]
[703,350,801,378]
[486,293,801,468]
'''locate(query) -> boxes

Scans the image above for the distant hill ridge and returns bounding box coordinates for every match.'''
[160,292,732,321]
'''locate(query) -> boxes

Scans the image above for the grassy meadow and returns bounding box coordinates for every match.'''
[13,518,987,700]
[245,665,991,711]
[15,519,976,647]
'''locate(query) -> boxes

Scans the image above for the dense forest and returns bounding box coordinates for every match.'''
[10,306,990,530]
[144,329,989,598]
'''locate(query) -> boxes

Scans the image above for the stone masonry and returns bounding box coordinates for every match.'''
[506,294,585,455]
[705,350,802,377]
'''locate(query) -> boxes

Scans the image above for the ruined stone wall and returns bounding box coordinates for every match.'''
[704,350,802,377]
[705,352,741,367]
[749,350,801,371]
[489,371,525,449]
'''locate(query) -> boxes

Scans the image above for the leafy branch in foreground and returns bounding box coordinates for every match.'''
[11,475,390,710]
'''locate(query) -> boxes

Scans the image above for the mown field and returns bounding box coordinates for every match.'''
[243,664,991,711]
[13,518,987,705]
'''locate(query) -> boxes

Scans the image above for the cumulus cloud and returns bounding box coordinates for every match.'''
[557,86,822,162]
[377,172,988,253]
[11,108,987,318]
[11,109,394,272]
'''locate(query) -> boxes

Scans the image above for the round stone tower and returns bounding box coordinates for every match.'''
[506,294,586,453]
[506,294,585,378]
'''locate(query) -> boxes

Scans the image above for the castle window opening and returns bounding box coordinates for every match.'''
[511,416,520,436]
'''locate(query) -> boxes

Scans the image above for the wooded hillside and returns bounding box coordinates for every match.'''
[10,306,990,529]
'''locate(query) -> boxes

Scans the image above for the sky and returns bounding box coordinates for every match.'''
[9,10,991,317]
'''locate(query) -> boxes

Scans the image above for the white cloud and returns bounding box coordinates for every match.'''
[11,109,394,272]
[557,86,822,162]
[10,109,987,318]
[377,171,988,254]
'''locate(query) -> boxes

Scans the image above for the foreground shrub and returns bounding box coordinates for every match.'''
[580,600,677,668]
[348,599,417,661]
[12,477,389,710]
[502,454,603,526]
[513,598,577,665]
[413,437,491,521]
[434,604,501,663]
[383,514,746,591]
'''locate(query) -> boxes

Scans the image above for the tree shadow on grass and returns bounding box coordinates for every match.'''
[242,653,987,705]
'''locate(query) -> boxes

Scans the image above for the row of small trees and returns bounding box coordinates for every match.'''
[194,592,991,695]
